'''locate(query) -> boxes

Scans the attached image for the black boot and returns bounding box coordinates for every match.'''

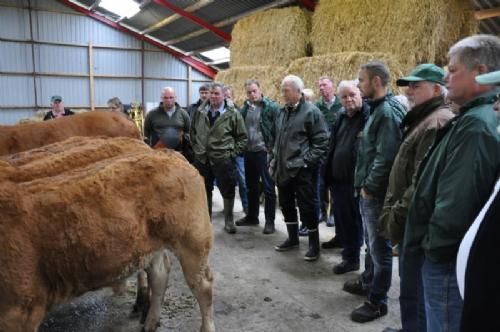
[262,220,275,234]
[274,223,299,251]
[223,198,236,234]
[207,192,212,219]
[304,228,320,261]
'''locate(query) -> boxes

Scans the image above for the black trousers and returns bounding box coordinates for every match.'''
[331,183,363,262]
[194,158,237,200]
[278,167,319,230]
[244,151,276,222]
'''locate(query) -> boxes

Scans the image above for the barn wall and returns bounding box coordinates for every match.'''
[0,0,212,124]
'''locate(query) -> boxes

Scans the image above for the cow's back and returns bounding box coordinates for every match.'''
[0,111,141,156]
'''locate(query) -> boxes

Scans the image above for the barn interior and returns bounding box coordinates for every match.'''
[1,0,499,331]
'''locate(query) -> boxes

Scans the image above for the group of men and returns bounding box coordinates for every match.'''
[109,33,500,331]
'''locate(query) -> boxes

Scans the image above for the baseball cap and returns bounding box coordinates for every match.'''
[51,95,62,102]
[396,64,445,87]
[475,70,500,86]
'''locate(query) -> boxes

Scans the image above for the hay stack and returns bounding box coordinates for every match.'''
[215,65,287,106]
[230,7,310,67]
[286,52,406,94]
[310,0,477,68]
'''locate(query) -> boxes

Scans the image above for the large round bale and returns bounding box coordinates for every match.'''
[285,52,406,94]
[215,65,287,106]
[230,7,310,67]
[310,0,477,68]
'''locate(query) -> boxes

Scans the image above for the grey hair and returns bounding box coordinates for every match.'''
[281,75,304,92]
[244,79,260,88]
[107,97,123,108]
[337,79,360,93]
[210,82,225,91]
[448,34,500,72]
[360,61,391,87]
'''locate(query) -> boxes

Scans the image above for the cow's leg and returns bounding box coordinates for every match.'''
[142,250,170,332]
[0,305,45,332]
[176,247,215,332]
[133,270,148,316]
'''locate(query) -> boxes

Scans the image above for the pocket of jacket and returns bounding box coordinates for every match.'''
[286,157,305,169]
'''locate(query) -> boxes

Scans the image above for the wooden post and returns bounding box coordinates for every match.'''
[187,65,192,107]
[88,42,95,111]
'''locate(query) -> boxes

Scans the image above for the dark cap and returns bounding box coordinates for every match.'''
[396,64,445,86]
[51,95,62,102]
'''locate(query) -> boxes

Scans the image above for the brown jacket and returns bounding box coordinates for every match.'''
[378,96,454,244]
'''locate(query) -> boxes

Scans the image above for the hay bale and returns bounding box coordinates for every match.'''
[310,0,477,68]
[285,52,406,94]
[215,65,287,106]
[230,7,310,67]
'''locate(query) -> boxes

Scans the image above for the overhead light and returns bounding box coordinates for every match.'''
[200,47,230,63]
[99,0,141,18]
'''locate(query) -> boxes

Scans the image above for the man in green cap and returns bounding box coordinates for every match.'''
[380,64,454,332]
[403,34,500,331]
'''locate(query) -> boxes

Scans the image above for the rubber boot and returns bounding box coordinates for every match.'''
[304,228,320,261]
[207,191,212,219]
[262,220,275,234]
[274,223,299,251]
[223,198,236,234]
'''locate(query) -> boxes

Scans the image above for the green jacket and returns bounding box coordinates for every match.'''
[144,102,190,148]
[190,100,248,164]
[239,96,279,150]
[403,90,500,263]
[354,93,406,198]
[378,96,454,244]
[315,95,342,129]
[269,98,329,186]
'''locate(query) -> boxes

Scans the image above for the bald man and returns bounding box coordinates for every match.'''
[144,87,192,159]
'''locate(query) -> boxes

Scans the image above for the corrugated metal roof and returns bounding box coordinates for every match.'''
[172,30,228,52]
[121,3,174,32]
[149,18,200,41]
[474,0,500,34]
[192,0,277,23]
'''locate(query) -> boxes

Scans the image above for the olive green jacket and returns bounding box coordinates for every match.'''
[354,93,406,198]
[378,96,454,244]
[269,98,329,186]
[190,100,247,164]
[403,90,500,263]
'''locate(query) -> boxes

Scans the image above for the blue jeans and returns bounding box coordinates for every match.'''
[234,156,248,211]
[399,250,426,332]
[421,258,463,332]
[359,196,393,305]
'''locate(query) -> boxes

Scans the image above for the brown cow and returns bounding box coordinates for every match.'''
[0,137,215,332]
[0,111,141,156]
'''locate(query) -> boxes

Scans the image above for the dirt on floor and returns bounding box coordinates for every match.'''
[39,190,401,332]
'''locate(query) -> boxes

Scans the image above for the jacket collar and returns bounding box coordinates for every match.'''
[401,95,445,130]
[367,93,394,113]
[458,89,500,115]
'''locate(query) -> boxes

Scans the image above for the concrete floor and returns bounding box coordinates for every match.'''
[40,189,402,332]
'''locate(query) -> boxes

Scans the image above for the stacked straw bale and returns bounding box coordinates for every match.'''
[230,7,310,67]
[215,65,287,106]
[286,52,406,94]
[310,0,477,68]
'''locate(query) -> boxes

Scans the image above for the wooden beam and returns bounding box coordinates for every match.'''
[141,0,214,35]
[152,0,231,42]
[88,42,95,111]
[475,7,500,20]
